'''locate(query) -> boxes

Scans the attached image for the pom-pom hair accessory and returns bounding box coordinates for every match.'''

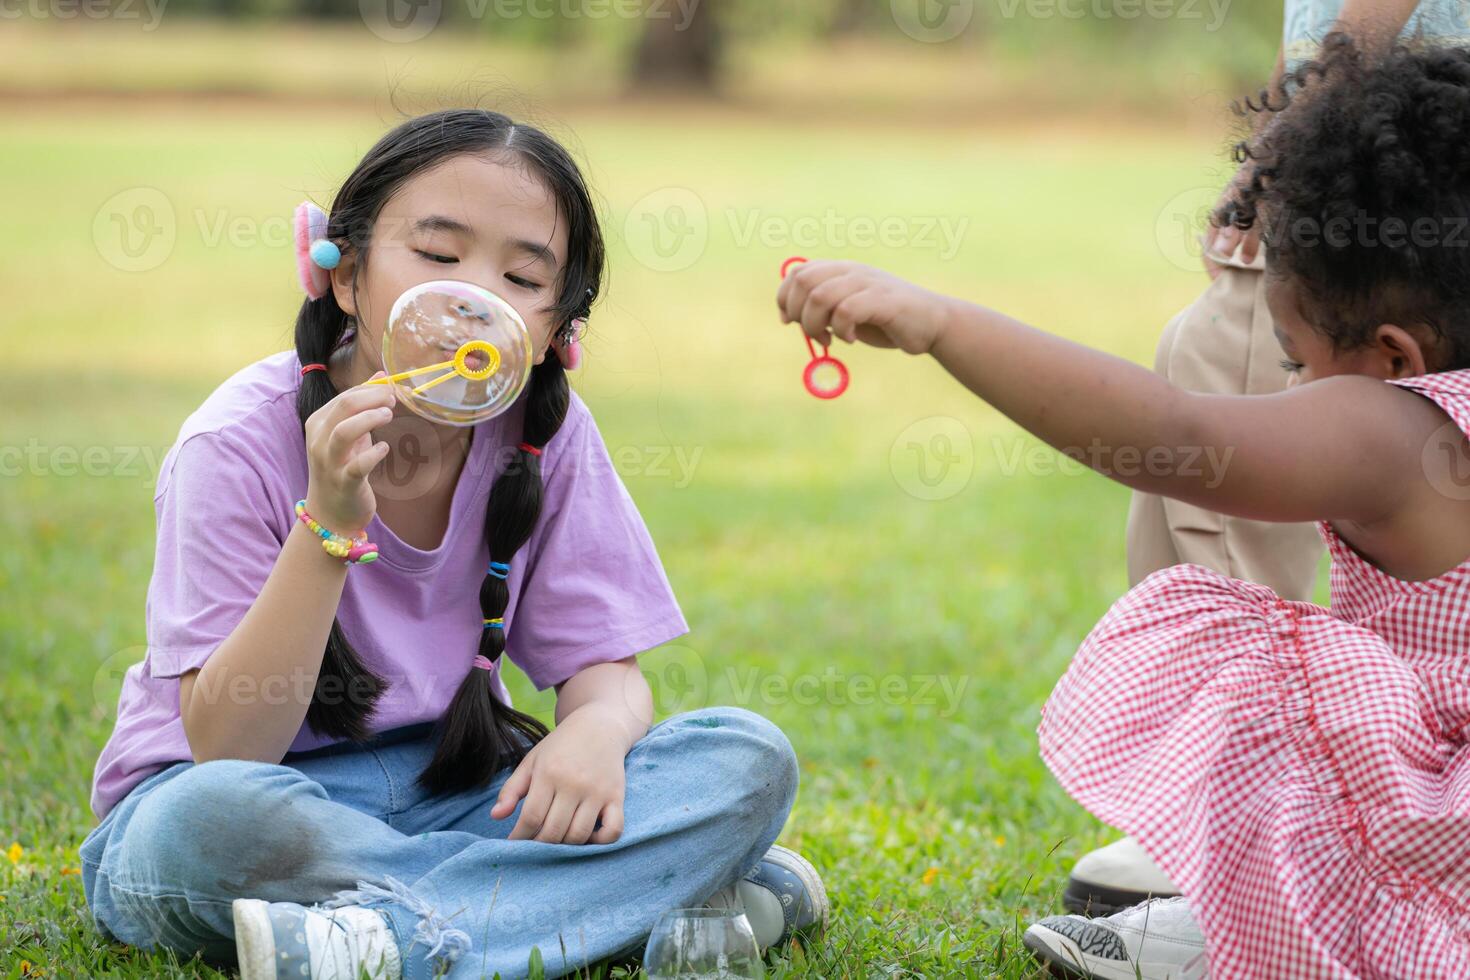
[293,201,339,301]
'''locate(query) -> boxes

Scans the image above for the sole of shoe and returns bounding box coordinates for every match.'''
[1062,878,1179,917]
[233,899,279,980]
[1022,925,1137,980]
[767,844,830,931]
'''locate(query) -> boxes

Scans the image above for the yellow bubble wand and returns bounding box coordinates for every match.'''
[364,339,502,396]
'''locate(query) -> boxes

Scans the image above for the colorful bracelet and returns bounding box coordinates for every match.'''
[294,499,379,565]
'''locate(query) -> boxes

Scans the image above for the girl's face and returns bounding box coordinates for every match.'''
[330,152,569,377]
[1264,268,1431,387]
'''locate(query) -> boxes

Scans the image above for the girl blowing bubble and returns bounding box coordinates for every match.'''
[80,109,826,980]
[780,36,1470,980]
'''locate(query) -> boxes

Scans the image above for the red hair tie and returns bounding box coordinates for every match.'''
[518,442,542,457]
[300,363,328,376]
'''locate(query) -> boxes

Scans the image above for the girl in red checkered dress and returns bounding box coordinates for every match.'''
[776,34,1470,980]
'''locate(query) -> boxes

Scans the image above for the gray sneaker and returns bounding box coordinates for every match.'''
[1024,896,1208,980]
[233,898,401,980]
[703,844,829,949]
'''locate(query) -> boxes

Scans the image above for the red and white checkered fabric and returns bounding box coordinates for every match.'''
[1039,372,1470,979]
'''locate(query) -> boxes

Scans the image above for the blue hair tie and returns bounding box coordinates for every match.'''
[483,617,504,630]
[487,561,510,580]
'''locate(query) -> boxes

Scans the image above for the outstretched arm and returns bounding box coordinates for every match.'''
[777,260,1435,527]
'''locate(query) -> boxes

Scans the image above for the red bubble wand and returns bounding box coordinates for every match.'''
[780,256,850,400]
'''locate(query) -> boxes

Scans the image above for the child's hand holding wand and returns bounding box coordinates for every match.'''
[775,258,1435,544]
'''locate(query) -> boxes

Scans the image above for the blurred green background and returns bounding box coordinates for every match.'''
[2,2,1295,977]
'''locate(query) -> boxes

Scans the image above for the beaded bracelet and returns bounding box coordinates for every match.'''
[294,499,379,565]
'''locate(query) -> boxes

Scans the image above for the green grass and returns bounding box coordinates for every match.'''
[2,83,1237,977]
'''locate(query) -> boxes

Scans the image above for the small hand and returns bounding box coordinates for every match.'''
[1203,163,1262,279]
[490,705,628,845]
[303,370,394,533]
[776,259,955,356]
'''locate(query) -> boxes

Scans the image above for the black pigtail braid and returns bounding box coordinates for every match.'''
[293,291,389,742]
[417,355,571,795]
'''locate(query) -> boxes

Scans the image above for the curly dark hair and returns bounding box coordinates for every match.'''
[1219,32,1470,370]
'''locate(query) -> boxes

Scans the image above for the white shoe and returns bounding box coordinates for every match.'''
[1064,837,1181,915]
[234,898,402,980]
[703,844,829,949]
[1023,896,1208,980]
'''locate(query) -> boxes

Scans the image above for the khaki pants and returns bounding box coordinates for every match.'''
[1125,263,1322,600]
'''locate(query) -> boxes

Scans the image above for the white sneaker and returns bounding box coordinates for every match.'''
[703,844,829,949]
[1064,837,1181,915]
[1023,896,1209,980]
[234,898,401,980]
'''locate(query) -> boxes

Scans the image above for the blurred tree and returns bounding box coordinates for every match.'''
[632,0,721,91]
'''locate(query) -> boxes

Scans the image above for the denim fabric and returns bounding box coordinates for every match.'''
[80,706,798,979]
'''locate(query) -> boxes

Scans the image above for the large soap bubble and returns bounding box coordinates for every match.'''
[372,280,535,426]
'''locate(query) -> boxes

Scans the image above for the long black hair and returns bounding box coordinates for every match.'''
[292,108,605,795]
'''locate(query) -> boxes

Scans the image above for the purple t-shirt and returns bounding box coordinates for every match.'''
[90,350,689,820]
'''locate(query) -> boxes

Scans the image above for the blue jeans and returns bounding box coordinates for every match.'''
[80,706,799,979]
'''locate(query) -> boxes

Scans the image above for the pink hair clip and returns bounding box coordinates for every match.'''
[293,201,339,300]
[555,317,585,370]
